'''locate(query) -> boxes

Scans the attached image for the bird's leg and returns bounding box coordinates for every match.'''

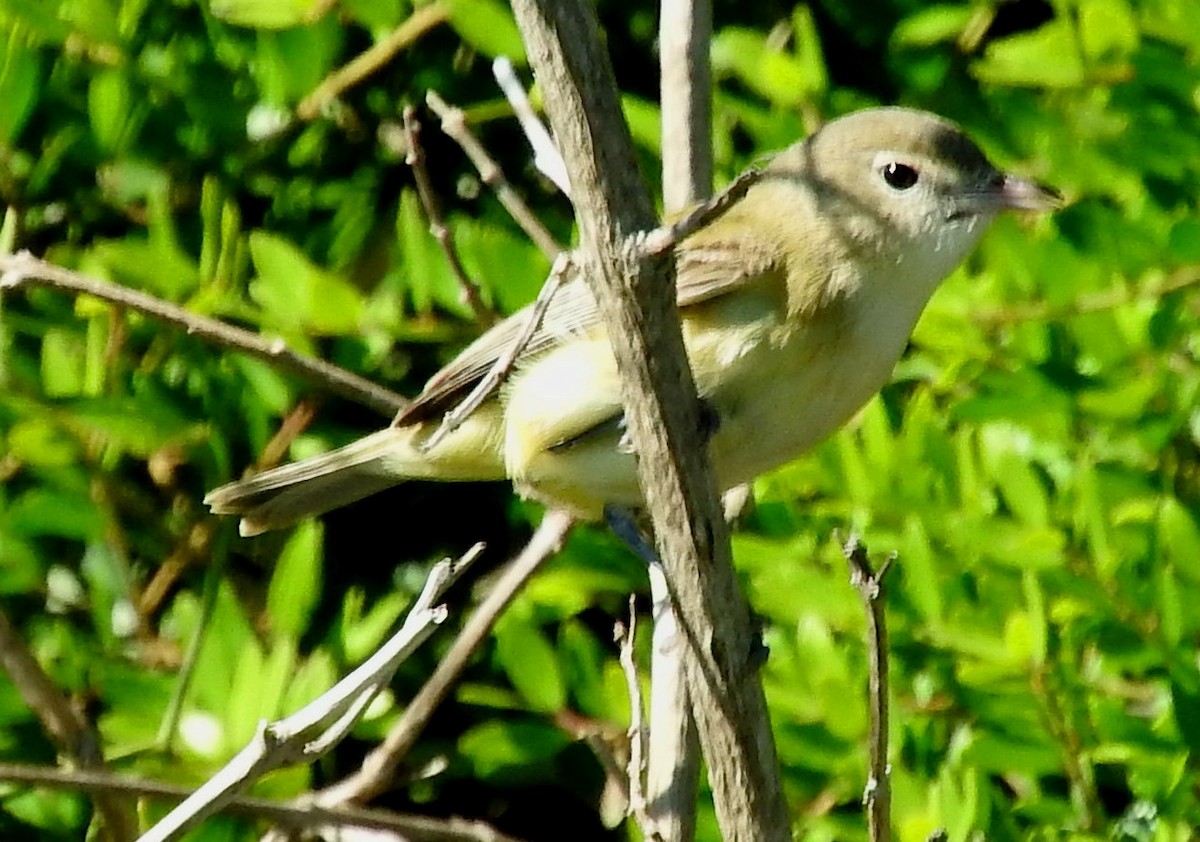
[603,504,659,564]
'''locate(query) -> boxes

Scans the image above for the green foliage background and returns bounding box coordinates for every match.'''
[2,0,1200,839]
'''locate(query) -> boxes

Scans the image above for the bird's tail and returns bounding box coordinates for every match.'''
[205,412,506,535]
[204,428,414,536]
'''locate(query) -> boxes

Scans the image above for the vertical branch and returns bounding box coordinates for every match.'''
[648,2,713,838]
[843,536,894,842]
[645,562,698,841]
[507,2,790,840]
[659,0,713,210]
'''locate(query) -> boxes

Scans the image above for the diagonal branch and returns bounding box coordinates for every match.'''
[138,546,480,842]
[0,251,406,416]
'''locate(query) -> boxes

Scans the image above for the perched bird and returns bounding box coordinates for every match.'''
[206,107,1059,536]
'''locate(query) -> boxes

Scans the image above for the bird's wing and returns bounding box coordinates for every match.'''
[395,228,785,426]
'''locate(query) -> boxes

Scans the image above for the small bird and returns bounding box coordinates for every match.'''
[206,107,1059,536]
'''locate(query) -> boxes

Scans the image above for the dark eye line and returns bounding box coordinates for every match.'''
[881,161,919,190]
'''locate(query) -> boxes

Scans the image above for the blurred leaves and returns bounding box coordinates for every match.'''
[2,0,1200,840]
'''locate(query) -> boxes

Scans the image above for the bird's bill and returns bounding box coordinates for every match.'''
[994,173,1063,211]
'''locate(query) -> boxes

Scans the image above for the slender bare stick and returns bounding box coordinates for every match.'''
[492,58,571,196]
[646,2,713,836]
[402,106,495,325]
[616,599,659,839]
[639,166,764,258]
[508,3,790,840]
[297,3,449,121]
[644,560,698,842]
[0,610,137,841]
[139,547,480,842]
[418,253,572,449]
[311,509,574,807]
[659,0,713,211]
[0,763,525,842]
[842,535,895,842]
[425,91,563,260]
[0,252,406,416]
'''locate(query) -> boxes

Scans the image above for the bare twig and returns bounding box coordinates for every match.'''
[297,2,449,121]
[0,763,525,842]
[659,0,713,211]
[645,560,698,842]
[639,166,765,258]
[403,106,495,325]
[139,547,481,842]
[508,3,790,840]
[310,510,574,808]
[0,609,137,841]
[425,91,563,260]
[842,535,895,842]
[616,598,659,840]
[647,2,713,834]
[256,398,321,470]
[0,251,406,416]
[492,57,570,196]
[419,253,572,449]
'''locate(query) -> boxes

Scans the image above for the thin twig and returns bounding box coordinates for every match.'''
[403,106,495,325]
[139,546,481,842]
[638,166,765,258]
[647,1,713,833]
[310,509,574,807]
[842,535,895,842]
[297,2,450,121]
[0,610,137,841]
[419,253,572,450]
[0,252,406,416]
[645,559,698,842]
[0,763,526,842]
[616,598,664,842]
[426,91,564,260]
[659,0,713,212]
[492,57,570,196]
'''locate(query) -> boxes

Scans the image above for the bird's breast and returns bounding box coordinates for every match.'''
[706,278,928,488]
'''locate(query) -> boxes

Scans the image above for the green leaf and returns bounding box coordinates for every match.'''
[88,69,132,154]
[7,489,105,540]
[267,519,323,638]
[65,397,202,456]
[990,451,1049,526]
[88,233,200,300]
[1167,218,1200,262]
[0,29,41,144]
[208,0,330,29]
[39,327,87,398]
[1078,0,1139,60]
[898,514,943,624]
[892,4,974,48]
[494,614,566,713]
[458,719,569,779]
[445,0,525,62]
[713,27,821,107]
[1157,497,1200,581]
[972,19,1086,88]
[248,231,365,335]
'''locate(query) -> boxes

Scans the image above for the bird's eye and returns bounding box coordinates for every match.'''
[881,162,919,191]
